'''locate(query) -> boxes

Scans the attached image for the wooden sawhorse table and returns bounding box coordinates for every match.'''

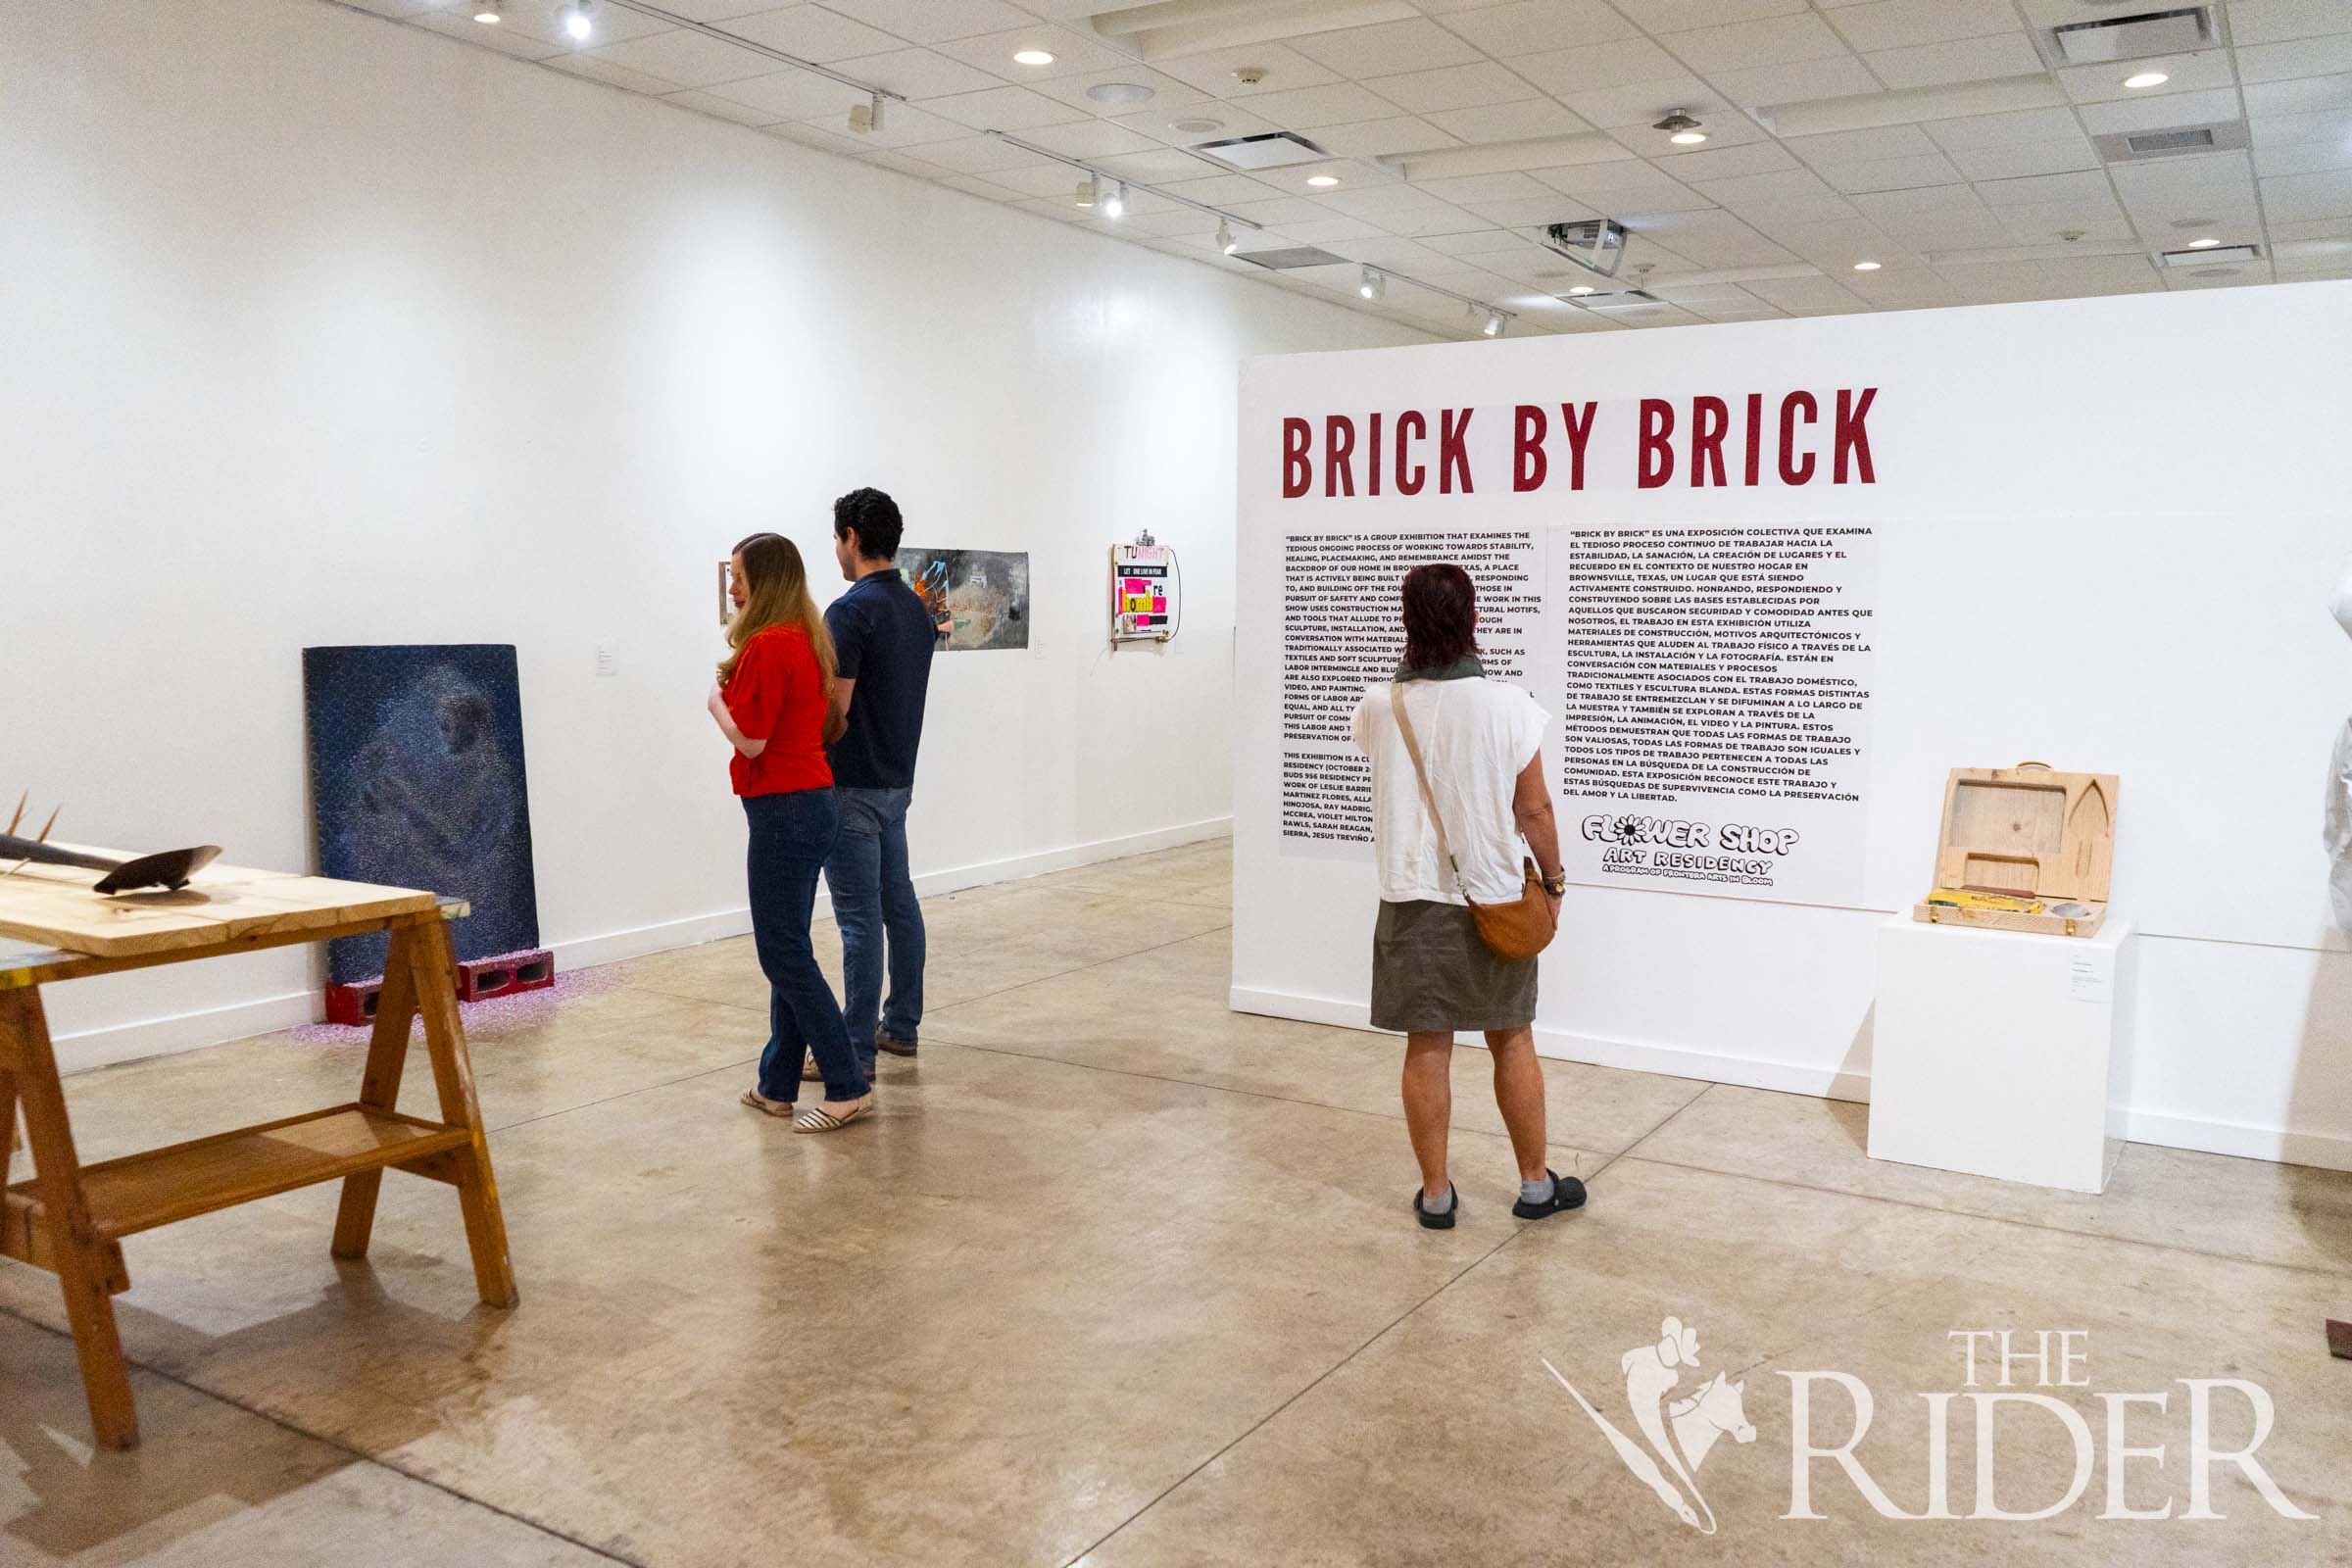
[0,870,516,1451]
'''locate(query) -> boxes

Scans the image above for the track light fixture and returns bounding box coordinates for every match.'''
[559,0,593,42]
[1358,266,1385,301]
[1216,219,1238,255]
[1482,310,1503,337]
[849,92,884,134]
[1653,110,1707,145]
[1102,181,1128,219]
[1075,175,1098,210]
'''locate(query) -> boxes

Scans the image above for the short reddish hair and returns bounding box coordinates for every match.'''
[1401,564,1477,671]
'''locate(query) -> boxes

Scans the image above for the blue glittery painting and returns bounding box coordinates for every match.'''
[303,645,542,986]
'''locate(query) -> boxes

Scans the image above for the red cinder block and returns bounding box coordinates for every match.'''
[454,948,556,1004]
[324,978,384,1027]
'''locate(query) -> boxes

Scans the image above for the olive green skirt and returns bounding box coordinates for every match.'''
[1369,899,1540,1034]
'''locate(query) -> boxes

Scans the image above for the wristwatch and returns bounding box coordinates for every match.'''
[1542,871,1568,897]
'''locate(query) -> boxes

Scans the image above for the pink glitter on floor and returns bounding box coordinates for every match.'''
[287,963,626,1045]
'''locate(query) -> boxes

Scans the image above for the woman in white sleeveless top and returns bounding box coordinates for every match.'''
[1350,564,1585,1231]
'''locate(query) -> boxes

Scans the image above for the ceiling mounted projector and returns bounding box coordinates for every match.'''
[1539,218,1630,279]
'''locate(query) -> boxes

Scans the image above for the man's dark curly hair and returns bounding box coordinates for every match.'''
[833,487,903,563]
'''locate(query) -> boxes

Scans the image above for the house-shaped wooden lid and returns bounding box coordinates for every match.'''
[1928,763,2118,906]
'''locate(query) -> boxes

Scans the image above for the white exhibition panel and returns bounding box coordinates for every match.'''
[1234,282,2352,1169]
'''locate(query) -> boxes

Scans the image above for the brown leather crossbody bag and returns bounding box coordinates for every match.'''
[1388,682,1557,961]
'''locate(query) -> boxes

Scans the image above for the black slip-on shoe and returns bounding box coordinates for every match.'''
[1414,1187,1459,1230]
[1512,1169,1587,1220]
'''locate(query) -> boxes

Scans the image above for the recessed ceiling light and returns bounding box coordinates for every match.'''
[2186,235,2221,248]
[1653,110,1707,146]
[472,2,500,21]
[2124,71,2170,89]
[559,0,591,41]
[1852,260,1882,270]
[1171,117,1223,135]
[1013,48,1054,66]
[1087,82,1154,106]
[1305,173,1340,187]
[1566,285,1595,296]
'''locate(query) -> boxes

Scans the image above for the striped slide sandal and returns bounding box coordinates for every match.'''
[793,1099,873,1134]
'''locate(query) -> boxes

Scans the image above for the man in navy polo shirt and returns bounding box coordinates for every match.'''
[821,487,936,1076]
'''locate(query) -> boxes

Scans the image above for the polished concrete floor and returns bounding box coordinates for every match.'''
[5,837,2350,1564]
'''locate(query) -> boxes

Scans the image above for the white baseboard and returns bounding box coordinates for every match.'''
[1226,984,2352,1175]
[52,818,1234,1071]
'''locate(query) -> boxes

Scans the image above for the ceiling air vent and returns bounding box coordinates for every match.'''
[2159,243,2259,268]
[1194,131,1330,171]
[1232,246,1348,270]
[2049,7,2210,65]
[2091,120,2247,162]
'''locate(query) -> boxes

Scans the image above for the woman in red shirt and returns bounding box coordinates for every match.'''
[708,532,872,1131]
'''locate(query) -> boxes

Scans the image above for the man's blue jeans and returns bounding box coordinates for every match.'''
[825,786,925,1073]
[744,789,867,1104]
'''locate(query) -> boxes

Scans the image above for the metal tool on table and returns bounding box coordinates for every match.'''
[0,793,220,893]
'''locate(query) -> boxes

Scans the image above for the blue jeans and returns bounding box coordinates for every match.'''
[824,786,925,1073]
[744,790,867,1103]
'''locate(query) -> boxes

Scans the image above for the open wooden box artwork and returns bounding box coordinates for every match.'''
[1913,762,2118,939]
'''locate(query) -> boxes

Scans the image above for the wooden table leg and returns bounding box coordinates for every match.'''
[330,923,421,1260]
[2,987,139,1449]
[411,919,518,1308]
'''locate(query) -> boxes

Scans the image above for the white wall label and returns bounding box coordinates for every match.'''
[1557,523,1879,906]
[2069,951,2114,1004]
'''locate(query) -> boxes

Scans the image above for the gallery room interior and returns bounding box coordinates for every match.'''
[6,0,2352,1562]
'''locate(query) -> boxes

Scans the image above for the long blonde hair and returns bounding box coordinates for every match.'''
[719,532,836,685]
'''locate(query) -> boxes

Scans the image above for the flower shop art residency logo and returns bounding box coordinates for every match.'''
[1544,1317,1754,1535]
[1545,1319,2317,1534]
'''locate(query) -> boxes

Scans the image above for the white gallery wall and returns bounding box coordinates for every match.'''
[1234,282,2352,1170]
[1,0,1425,1060]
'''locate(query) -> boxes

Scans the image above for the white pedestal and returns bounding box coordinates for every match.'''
[1867,914,2138,1193]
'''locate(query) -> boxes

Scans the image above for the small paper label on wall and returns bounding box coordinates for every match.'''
[2069,951,2112,1004]
[594,644,618,678]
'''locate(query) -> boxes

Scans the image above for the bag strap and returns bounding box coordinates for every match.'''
[1389,681,1466,894]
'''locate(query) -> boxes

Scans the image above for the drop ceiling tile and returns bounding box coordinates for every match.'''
[491,1,674,48]
[1994,202,2129,239]
[1609,0,1812,31]
[717,5,905,62]
[1156,172,1294,206]
[580,27,779,85]
[2227,0,2352,47]
[1092,147,1227,182]
[1941,137,2103,179]
[834,47,1004,99]
[662,87,786,125]
[1554,77,1717,128]
[1024,69,1218,114]
[823,102,963,148]
[933,172,1032,201]
[1152,46,1344,100]
[1529,158,1703,199]
[1292,18,1486,75]
[2243,74,2352,118]
[1818,153,1964,192]
[1923,106,2085,151]
[1864,33,2044,90]
[1782,123,1941,163]
[1848,179,1987,218]
[1434,0,1643,53]
[812,0,1036,45]
[986,162,1100,198]
[2237,35,2352,84]
[1410,171,1566,205]
[2056,50,2237,106]
[1655,141,1798,180]
[922,84,1095,131]
[1662,13,1853,74]
[1465,194,1612,225]
[1263,216,1393,244]
[1420,228,1540,256]
[1110,104,1282,145]
[1366,62,1544,114]
[544,52,685,97]
[2263,169,2352,222]
[1228,82,1410,128]
[1975,169,2115,206]
[762,119,870,157]
[1223,195,1347,225]
[1705,56,1884,109]
[2257,137,2352,175]
[2250,107,2352,148]
[1424,98,1593,144]
[2077,88,2245,136]
[1017,119,1165,159]
[1823,0,2023,53]
[901,133,1061,173]
[1312,117,1463,158]
[1514,37,1686,96]
[1601,113,1772,159]
[932,24,1138,81]
[705,67,865,118]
